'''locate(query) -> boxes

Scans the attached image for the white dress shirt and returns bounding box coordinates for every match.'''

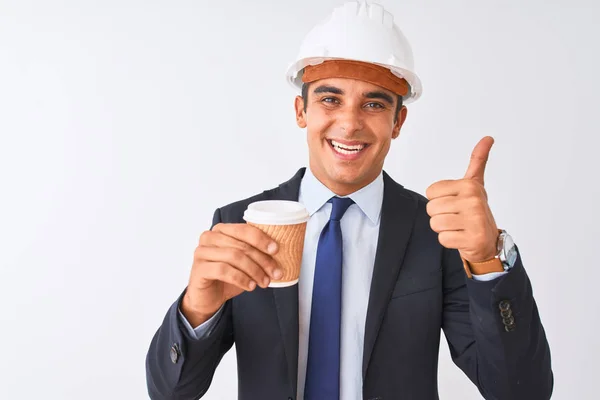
[295,168,382,399]
[179,167,506,399]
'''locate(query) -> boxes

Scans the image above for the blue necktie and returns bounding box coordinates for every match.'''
[305,196,354,400]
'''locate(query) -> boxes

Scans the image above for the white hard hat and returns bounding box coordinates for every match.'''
[285,1,422,103]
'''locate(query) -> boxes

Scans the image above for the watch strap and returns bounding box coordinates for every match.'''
[462,257,504,279]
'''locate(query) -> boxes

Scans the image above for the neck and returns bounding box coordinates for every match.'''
[308,163,382,197]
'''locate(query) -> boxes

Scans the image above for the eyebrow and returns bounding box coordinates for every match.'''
[364,91,395,106]
[313,85,344,95]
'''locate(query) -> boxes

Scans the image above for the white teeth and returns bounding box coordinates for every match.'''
[335,147,359,155]
[331,140,365,151]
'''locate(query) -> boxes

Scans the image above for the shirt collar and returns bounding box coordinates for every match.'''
[298,167,384,224]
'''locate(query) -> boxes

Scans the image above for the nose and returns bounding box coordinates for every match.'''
[336,107,364,135]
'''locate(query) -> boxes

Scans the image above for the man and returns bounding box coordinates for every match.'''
[146,2,553,399]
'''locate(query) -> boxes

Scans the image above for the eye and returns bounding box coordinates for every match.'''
[321,97,339,104]
[365,102,385,109]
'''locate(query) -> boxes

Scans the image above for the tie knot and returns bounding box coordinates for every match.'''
[328,196,354,221]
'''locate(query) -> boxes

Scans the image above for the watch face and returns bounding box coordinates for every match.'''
[500,232,517,268]
[506,247,518,268]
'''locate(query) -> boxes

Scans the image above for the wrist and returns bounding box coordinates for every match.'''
[181,293,218,327]
[462,229,516,278]
[470,247,498,264]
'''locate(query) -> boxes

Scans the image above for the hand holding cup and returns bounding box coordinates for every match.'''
[182,201,309,327]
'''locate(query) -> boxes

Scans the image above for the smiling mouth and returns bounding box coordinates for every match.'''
[327,139,368,155]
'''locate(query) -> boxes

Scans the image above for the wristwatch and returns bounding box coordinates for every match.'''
[463,229,518,277]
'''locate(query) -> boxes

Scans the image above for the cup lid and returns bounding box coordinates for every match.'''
[243,200,310,225]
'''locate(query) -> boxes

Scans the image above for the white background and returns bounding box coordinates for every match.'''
[1,0,599,398]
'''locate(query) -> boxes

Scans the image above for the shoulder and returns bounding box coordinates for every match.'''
[215,188,278,224]
[214,168,306,225]
[403,187,429,208]
[382,170,428,207]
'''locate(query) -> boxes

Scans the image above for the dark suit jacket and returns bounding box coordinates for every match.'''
[146,168,553,400]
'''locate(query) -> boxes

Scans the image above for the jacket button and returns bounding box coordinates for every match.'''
[498,300,511,312]
[500,309,512,318]
[170,343,180,364]
[503,315,515,326]
[505,323,516,332]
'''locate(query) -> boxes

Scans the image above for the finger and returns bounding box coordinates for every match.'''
[426,196,462,217]
[438,231,467,249]
[212,223,278,255]
[464,136,494,185]
[198,246,271,288]
[199,231,282,279]
[429,214,465,233]
[426,180,461,200]
[200,261,257,292]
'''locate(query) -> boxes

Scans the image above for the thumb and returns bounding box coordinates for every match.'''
[464,136,494,185]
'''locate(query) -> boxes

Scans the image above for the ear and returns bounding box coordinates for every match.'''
[295,96,307,128]
[392,105,408,139]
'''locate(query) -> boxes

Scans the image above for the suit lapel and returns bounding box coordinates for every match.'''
[362,172,419,378]
[267,168,305,396]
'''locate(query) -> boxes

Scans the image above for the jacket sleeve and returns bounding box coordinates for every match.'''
[441,246,553,400]
[145,208,235,400]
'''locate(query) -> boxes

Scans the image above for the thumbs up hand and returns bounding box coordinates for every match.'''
[425,137,500,263]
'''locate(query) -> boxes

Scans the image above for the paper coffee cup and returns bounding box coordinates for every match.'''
[243,200,310,287]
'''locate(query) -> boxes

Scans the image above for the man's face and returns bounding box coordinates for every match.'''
[295,77,408,195]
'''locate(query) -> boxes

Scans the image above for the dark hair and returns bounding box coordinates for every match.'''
[301,82,404,123]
